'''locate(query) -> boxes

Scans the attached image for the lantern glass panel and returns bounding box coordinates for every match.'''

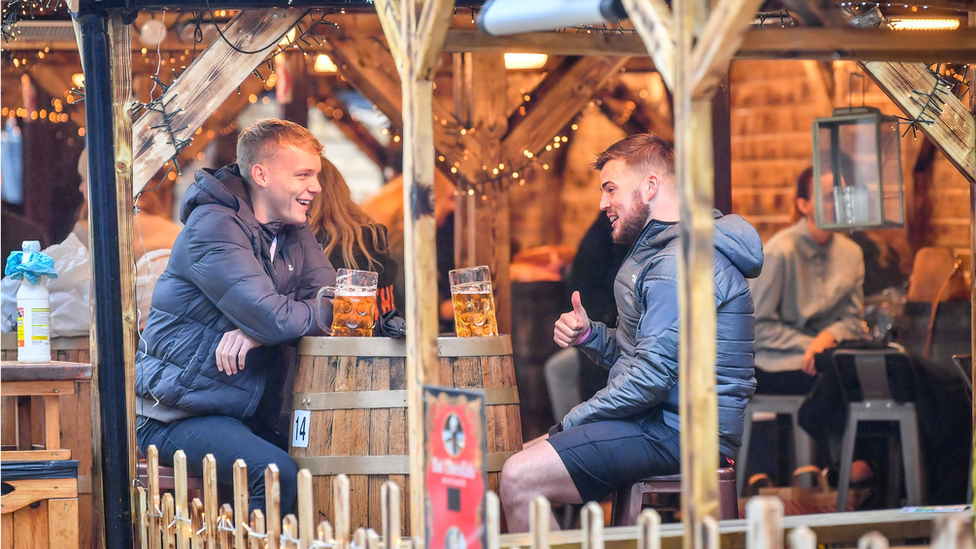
[819,119,882,227]
[880,118,904,225]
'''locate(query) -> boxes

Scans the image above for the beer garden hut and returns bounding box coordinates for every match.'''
[0,0,973,547]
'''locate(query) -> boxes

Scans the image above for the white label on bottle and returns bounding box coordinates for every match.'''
[31,307,50,341]
[292,409,311,448]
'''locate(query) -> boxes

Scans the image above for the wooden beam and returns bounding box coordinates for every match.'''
[174,77,265,168]
[500,55,629,169]
[132,9,305,195]
[596,81,675,141]
[414,0,454,80]
[690,0,764,97]
[313,79,391,169]
[860,61,975,184]
[441,28,976,63]
[619,0,675,89]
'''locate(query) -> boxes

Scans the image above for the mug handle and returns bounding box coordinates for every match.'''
[315,286,336,335]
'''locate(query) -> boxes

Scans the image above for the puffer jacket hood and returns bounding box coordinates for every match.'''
[567,211,762,457]
[135,164,336,422]
[181,165,250,224]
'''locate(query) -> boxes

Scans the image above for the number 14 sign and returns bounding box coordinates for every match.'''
[292,409,311,448]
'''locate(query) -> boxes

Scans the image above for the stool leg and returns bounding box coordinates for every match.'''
[717,478,738,520]
[611,484,645,527]
[836,409,859,512]
[898,410,924,506]
[791,412,815,489]
[737,410,755,497]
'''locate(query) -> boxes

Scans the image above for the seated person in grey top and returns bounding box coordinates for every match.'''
[750,167,865,396]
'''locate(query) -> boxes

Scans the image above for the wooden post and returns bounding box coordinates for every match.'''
[298,470,313,549]
[745,497,783,549]
[234,460,249,549]
[858,532,889,549]
[316,521,333,546]
[701,516,719,549]
[162,493,176,549]
[266,464,282,549]
[334,474,350,549]
[283,515,300,549]
[382,481,402,549]
[637,509,662,549]
[249,510,266,549]
[374,0,456,535]
[367,528,381,549]
[203,455,218,549]
[78,9,136,548]
[486,492,500,549]
[931,513,975,549]
[529,496,550,549]
[452,52,512,333]
[789,526,817,549]
[354,527,368,549]
[135,487,148,549]
[174,451,190,549]
[968,12,976,512]
[190,499,204,549]
[220,504,236,549]
[148,446,162,549]
[581,502,604,549]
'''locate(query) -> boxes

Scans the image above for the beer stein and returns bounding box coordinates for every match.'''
[449,265,499,337]
[316,269,379,337]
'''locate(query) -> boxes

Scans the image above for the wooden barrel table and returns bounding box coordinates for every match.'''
[290,336,523,532]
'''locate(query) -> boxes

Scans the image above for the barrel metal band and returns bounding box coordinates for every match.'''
[294,452,516,475]
[293,387,519,410]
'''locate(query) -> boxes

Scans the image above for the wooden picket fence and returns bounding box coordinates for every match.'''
[134,445,974,549]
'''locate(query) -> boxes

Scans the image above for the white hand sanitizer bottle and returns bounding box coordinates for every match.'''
[17,240,51,363]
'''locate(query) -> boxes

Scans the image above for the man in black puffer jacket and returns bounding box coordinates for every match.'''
[501,134,762,531]
[136,119,336,515]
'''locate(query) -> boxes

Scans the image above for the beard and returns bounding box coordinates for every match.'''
[613,189,651,246]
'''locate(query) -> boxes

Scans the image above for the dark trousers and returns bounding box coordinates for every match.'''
[137,415,298,515]
[754,368,817,396]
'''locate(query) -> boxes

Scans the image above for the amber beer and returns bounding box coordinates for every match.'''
[449,266,499,337]
[331,291,378,337]
[316,269,379,337]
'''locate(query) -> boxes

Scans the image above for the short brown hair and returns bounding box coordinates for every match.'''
[593,133,675,186]
[236,118,323,183]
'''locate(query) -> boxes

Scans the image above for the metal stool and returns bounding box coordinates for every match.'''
[610,468,738,526]
[736,394,815,497]
[833,349,925,511]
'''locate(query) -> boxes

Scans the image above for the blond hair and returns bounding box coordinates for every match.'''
[308,157,388,271]
[236,118,323,184]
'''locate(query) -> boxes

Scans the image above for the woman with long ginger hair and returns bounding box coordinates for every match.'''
[307,157,399,316]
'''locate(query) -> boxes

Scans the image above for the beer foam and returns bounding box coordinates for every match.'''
[335,289,376,297]
[451,281,492,294]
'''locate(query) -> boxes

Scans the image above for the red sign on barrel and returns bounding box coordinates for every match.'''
[424,386,487,549]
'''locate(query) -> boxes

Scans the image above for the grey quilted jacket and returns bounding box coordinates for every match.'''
[568,211,763,458]
[135,165,336,422]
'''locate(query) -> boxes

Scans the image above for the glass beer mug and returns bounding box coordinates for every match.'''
[315,269,379,337]
[449,265,498,337]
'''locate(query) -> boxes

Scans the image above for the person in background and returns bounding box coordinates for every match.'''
[135,119,336,516]
[544,213,628,420]
[750,167,865,396]
[500,134,762,531]
[0,169,50,261]
[73,148,182,261]
[307,157,398,316]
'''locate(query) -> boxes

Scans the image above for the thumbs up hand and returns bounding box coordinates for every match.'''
[553,291,592,348]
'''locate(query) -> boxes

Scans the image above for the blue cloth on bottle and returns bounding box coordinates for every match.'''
[4,251,58,284]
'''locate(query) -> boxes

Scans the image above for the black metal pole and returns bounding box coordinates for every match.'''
[78,11,134,549]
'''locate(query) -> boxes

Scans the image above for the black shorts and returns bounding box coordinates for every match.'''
[546,414,681,503]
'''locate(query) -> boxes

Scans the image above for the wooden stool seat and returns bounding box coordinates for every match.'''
[611,467,738,526]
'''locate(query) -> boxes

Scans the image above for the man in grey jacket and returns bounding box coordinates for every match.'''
[500,134,762,531]
[136,119,336,515]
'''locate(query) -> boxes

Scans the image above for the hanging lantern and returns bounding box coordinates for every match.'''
[811,106,904,230]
